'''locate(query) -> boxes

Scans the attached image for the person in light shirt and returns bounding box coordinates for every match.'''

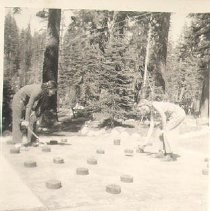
[136,99,186,161]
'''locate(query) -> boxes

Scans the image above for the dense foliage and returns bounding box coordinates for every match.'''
[2,9,209,130]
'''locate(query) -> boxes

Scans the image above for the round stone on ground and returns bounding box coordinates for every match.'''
[202,169,208,175]
[106,184,121,194]
[114,139,121,145]
[87,158,97,165]
[61,138,68,143]
[49,140,58,145]
[204,157,209,162]
[96,149,105,154]
[24,161,37,168]
[120,175,133,183]
[53,157,64,164]
[46,179,62,189]
[76,167,89,175]
[42,146,51,152]
[124,149,134,156]
[10,147,20,154]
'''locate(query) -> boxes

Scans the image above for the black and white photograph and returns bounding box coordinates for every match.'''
[0,1,209,211]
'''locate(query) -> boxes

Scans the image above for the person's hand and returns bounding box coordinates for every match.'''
[21,120,29,128]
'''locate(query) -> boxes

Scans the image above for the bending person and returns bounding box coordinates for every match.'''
[12,80,57,146]
[136,99,186,161]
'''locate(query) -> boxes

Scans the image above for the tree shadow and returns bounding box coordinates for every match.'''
[38,117,89,135]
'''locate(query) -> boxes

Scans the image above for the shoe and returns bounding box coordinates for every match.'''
[161,153,175,162]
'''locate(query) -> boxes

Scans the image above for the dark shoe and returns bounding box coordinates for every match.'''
[161,153,176,162]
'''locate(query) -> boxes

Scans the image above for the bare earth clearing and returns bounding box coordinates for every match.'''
[0,118,209,211]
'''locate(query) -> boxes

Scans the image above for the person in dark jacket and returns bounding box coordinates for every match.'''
[12,80,57,146]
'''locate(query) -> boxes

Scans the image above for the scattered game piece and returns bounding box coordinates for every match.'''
[114,139,121,145]
[106,184,121,194]
[49,140,58,145]
[53,157,64,164]
[46,179,62,189]
[42,146,51,152]
[76,167,89,175]
[10,147,20,154]
[124,149,134,156]
[120,175,133,183]
[204,158,209,162]
[202,169,208,175]
[24,161,37,168]
[87,158,97,165]
[61,138,68,143]
[96,149,105,154]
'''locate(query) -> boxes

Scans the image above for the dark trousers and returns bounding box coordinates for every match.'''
[12,95,37,143]
[12,95,25,143]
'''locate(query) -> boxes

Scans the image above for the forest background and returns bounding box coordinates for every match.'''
[2,8,209,131]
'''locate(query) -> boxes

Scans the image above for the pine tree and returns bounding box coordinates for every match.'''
[99,36,134,125]
[31,32,46,83]
[4,12,20,90]
[19,25,33,87]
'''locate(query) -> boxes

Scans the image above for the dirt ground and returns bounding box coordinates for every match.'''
[1,118,209,211]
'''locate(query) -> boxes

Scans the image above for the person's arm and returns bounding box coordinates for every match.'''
[153,103,167,131]
[25,95,37,122]
[25,88,42,122]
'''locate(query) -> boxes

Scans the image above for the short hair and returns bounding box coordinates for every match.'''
[42,80,57,90]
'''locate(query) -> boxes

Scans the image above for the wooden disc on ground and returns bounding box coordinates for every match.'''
[76,167,89,175]
[202,169,209,175]
[120,175,133,183]
[46,180,62,189]
[42,146,51,152]
[49,140,58,145]
[53,157,64,164]
[124,149,134,156]
[61,138,68,143]
[106,184,121,194]
[96,149,105,154]
[114,139,121,145]
[24,161,37,168]
[10,147,20,154]
[87,158,97,165]
[204,158,209,162]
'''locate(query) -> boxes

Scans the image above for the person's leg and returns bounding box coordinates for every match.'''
[12,97,24,143]
[161,110,186,157]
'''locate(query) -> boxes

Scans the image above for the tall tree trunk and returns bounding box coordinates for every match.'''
[142,17,152,99]
[200,68,209,118]
[149,13,171,92]
[42,9,61,121]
